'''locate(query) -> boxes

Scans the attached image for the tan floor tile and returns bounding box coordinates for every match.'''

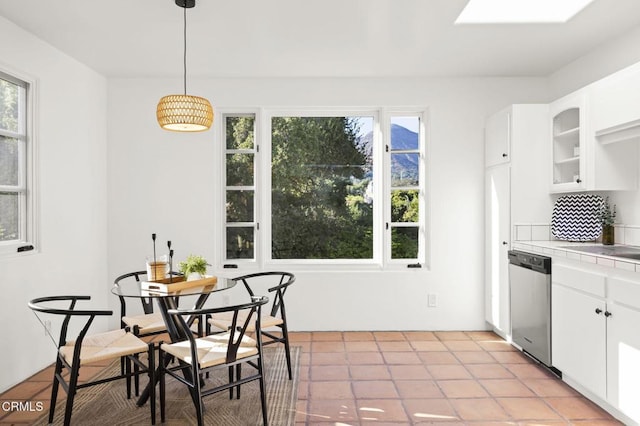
[383,351,422,365]
[490,350,533,364]
[545,397,614,420]
[466,364,514,379]
[299,352,311,366]
[497,397,563,420]
[306,398,358,422]
[437,379,489,398]
[297,380,309,400]
[403,398,459,423]
[388,365,431,380]
[418,351,460,365]
[453,350,496,364]
[395,380,443,398]
[311,341,346,353]
[295,399,309,423]
[353,380,399,399]
[450,398,511,421]
[377,341,413,352]
[310,352,348,365]
[403,331,438,341]
[294,341,312,353]
[344,341,380,352]
[506,363,556,380]
[350,365,391,380]
[411,341,449,351]
[343,331,375,341]
[357,399,410,422]
[465,331,502,341]
[478,340,517,352]
[347,352,385,365]
[26,365,56,383]
[523,378,580,397]
[479,378,536,397]
[434,331,471,341]
[310,365,350,381]
[374,331,407,341]
[309,381,354,399]
[289,331,312,342]
[427,364,472,380]
[443,340,482,352]
[312,331,344,341]
[1,380,50,399]
[298,364,310,380]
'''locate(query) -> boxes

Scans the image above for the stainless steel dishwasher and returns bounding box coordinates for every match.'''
[508,250,552,367]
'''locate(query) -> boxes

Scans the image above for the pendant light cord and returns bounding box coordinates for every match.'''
[183,3,187,95]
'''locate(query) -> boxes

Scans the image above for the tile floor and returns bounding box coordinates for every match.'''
[0,331,624,425]
[291,331,623,425]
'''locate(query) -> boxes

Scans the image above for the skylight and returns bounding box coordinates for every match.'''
[455,0,595,24]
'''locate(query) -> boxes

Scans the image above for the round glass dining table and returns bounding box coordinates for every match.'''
[110,275,237,406]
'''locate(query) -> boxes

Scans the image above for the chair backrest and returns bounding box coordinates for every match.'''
[167,296,269,364]
[233,272,295,320]
[28,296,112,361]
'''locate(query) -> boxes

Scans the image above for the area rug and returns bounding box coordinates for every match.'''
[34,346,300,426]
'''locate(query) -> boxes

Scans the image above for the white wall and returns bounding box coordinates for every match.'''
[0,17,108,392]
[107,76,550,332]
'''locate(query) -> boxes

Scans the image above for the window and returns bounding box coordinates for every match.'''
[221,109,427,269]
[0,70,35,256]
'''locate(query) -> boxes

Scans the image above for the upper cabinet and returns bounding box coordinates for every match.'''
[551,92,586,192]
[485,108,510,167]
[592,62,640,144]
[550,85,638,193]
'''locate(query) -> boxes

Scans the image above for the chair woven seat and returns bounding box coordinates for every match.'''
[208,311,283,332]
[62,328,149,366]
[122,312,166,335]
[161,334,258,369]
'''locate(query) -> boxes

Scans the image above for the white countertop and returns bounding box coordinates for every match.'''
[512,241,640,273]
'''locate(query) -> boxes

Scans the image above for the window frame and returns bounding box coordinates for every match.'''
[0,68,37,258]
[217,107,428,271]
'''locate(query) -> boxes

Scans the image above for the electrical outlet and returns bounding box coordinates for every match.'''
[44,320,52,336]
[427,294,437,307]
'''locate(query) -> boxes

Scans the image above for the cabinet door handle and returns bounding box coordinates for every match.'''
[502,241,508,245]
[595,308,602,314]
[502,153,508,158]
[605,311,612,317]
[576,178,582,183]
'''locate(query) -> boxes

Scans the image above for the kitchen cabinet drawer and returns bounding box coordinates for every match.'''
[608,276,640,310]
[552,264,606,297]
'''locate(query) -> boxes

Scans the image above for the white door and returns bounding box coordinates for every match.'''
[485,164,510,335]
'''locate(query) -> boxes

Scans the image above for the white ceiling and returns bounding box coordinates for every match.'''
[1,0,640,79]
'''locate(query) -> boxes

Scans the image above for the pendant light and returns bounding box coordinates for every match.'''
[157,0,213,132]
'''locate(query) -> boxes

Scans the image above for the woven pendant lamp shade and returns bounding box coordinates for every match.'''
[157,94,213,132]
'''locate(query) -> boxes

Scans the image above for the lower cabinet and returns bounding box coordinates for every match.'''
[552,283,607,400]
[551,260,640,424]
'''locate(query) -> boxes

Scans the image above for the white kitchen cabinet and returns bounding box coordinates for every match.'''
[551,265,607,400]
[485,107,510,167]
[606,276,640,423]
[484,105,550,337]
[592,62,640,143]
[551,260,640,424]
[550,88,637,193]
[550,92,586,192]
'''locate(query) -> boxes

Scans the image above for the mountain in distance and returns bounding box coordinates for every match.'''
[358,123,419,181]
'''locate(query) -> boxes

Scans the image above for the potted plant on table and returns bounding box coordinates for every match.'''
[179,254,209,281]
[600,197,617,245]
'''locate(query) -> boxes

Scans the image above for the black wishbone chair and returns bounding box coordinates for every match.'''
[113,270,182,395]
[159,295,270,426]
[28,295,156,426]
[208,271,296,379]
